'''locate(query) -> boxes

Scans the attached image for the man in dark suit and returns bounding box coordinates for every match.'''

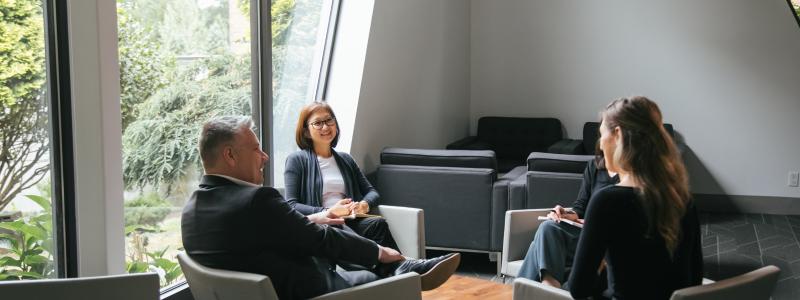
[182,116,460,299]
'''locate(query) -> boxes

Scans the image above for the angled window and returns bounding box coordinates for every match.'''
[271,0,340,188]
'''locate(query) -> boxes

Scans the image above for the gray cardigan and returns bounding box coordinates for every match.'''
[283,149,380,215]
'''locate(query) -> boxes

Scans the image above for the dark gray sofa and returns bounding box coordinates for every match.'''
[446,117,563,173]
[376,148,525,255]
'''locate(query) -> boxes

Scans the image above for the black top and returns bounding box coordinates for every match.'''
[181,175,379,299]
[568,186,703,300]
[284,149,379,215]
[572,160,619,219]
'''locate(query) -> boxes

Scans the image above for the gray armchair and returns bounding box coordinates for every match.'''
[512,265,779,300]
[509,152,593,210]
[0,273,159,299]
[377,148,525,268]
[178,252,423,300]
[501,208,551,279]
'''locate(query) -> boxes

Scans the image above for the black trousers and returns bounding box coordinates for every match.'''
[343,216,399,251]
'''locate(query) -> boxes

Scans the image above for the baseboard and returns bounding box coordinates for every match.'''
[693,193,800,215]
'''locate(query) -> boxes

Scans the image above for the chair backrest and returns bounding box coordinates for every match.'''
[583,122,674,155]
[476,117,562,160]
[527,152,593,173]
[380,147,497,170]
[670,265,780,300]
[0,272,159,299]
[177,252,279,300]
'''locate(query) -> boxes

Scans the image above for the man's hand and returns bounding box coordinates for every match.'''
[378,246,404,264]
[547,205,579,222]
[307,211,345,225]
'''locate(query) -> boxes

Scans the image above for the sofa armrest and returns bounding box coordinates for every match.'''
[376,205,425,259]
[512,277,573,300]
[501,209,551,276]
[313,272,422,300]
[547,139,584,155]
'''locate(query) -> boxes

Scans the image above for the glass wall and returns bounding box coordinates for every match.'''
[0,0,59,280]
[117,0,338,288]
[271,0,338,188]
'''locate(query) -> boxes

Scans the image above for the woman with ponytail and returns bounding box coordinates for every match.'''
[568,96,702,299]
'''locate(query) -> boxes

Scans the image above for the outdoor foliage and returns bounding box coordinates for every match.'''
[0,195,54,280]
[0,0,50,212]
[124,192,172,227]
[122,53,252,192]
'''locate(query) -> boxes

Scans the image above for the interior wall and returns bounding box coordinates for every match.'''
[471,0,800,198]
[349,0,472,171]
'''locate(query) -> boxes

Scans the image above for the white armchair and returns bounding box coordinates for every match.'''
[501,208,552,280]
[375,205,425,259]
[178,252,422,300]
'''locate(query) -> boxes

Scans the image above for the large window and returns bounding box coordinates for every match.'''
[0,0,69,280]
[117,0,339,288]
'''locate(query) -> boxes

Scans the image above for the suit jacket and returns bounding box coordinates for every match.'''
[284,149,379,215]
[181,175,379,299]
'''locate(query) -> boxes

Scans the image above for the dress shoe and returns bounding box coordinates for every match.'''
[394,253,460,290]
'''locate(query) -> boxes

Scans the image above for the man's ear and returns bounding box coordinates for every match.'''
[221,146,236,167]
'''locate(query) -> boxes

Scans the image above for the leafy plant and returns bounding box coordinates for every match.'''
[126,246,183,286]
[0,195,54,280]
[124,192,172,227]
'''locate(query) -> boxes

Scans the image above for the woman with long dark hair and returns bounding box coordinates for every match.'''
[568,96,702,299]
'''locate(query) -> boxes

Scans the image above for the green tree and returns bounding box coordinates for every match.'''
[122,53,251,192]
[0,0,49,212]
[118,1,174,131]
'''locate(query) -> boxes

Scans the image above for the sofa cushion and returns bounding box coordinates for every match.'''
[476,117,562,161]
[380,148,497,170]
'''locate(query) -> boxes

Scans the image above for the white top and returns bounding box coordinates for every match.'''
[318,155,347,208]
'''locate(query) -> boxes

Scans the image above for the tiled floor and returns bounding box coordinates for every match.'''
[434,213,800,299]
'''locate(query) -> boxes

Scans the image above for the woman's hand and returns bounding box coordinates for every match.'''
[547,205,579,222]
[329,199,354,217]
[355,201,370,214]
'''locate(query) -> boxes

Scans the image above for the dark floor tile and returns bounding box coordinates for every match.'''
[702,244,718,258]
[762,254,794,281]
[765,215,792,231]
[759,236,795,251]
[731,223,757,245]
[746,214,766,224]
[773,277,800,300]
[756,223,795,240]
[763,244,800,263]
[718,252,763,279]
[787,215,800,227]
[735,241,761,257]
[701,236,716,248]
[719,239,738,253]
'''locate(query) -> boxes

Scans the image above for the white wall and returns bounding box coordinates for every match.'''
[348,0,472,171]
[471,0,800,198]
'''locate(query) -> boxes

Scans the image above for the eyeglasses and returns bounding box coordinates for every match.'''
[309,117,336,130]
